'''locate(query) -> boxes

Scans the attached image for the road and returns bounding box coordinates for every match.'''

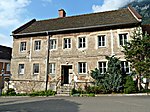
[0,96,150,112]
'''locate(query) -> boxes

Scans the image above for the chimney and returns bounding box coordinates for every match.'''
[58,9,66,18]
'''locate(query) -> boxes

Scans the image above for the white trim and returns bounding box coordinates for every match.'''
[62,37,72,50]
[77,35,87,50]
[97,34,107,48]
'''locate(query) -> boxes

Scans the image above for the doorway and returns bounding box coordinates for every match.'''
[61,65,72,85]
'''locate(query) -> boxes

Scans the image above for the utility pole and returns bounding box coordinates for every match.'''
[45,33,51,91]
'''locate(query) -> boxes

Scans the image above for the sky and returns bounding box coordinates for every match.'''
[0,0,138,47]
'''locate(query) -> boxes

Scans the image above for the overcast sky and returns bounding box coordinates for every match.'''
[0,0,138,47]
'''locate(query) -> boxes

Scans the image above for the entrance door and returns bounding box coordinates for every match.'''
[61,65,72,85]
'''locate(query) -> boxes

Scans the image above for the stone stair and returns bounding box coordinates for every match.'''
[56,84,72,96]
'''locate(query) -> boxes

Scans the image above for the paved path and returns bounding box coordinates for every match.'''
[0,96,150,112]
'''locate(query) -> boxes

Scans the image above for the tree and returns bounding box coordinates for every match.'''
[123,28,150,91]
[91,56,125,93]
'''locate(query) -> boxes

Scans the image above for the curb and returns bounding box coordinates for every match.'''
[95,93,150,96]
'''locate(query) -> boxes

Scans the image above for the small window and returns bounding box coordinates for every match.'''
[19,64,24,74]
[78,62,87,74]
[78,37,86,48]
[33,63,39,74]
[50,39,56,49]
[49,63,56,74]
[121,61,130,74]
[20,42,26,52]
[34,40,41,50]
[6,63,10,72]
[64,38,71,49]
[98,35,106,47]
[119,33,128,46]
[98,62,107,74]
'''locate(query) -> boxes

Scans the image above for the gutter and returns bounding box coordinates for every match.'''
[11,22,140,36]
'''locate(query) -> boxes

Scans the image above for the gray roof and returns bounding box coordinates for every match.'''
[13,7,142,35]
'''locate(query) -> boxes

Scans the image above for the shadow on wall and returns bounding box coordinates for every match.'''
[0,98,80,112]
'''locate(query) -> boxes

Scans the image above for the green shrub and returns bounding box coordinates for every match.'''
[87,93,95,97]
[6,88,16,96]
[29,90,56,96]
[85,86,104,94]
[71,88,78,95]
[124,76,136,94]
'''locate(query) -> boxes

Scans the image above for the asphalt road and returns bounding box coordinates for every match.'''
[0,96,150,112]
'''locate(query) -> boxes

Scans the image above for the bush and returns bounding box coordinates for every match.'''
[29,90,56,96]
[124,76,136,94]
[6,88,16,96]
[85,86,104,94]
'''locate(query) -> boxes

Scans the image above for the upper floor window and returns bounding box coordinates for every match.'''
[119,33,128,46]
[50,39,56,50]
[78,62,87,74]
[98,62,107,74]
[18,64,24,74]
[49,63,56,74]
[64,38,71,49]
[121,61,130,74]
[33,63,39,74]
[98,35,106,47]
[78,37,86,48]
[34,40,41,51]
[20,42,26,52]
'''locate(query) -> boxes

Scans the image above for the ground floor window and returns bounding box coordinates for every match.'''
[49,63,56,74]
[98,62,107,74]
[33,63,39,74]
[121,61,130,74]
[78,62,87,74]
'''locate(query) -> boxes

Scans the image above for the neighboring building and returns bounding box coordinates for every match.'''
[0,45,12,76]
[11,6,142,93]
[142,24,150,35]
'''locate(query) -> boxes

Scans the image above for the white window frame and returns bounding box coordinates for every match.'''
[64,38,71,49]
[78,62,87,74]
[50,39,57,50]
[6,63,10,72]
[34,40,41,51]
[121,61,130,74]
[118,33,128,46]
[98,61,107,74]
[49,63,56,74]
[98,35,106,47]
[33,63,39,75]
[78,37,86,48]
[18,64,24,75]
[20,42,26,52]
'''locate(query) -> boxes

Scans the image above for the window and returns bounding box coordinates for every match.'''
[119,33,128,46]
[78,37,86,48]
[121,61,130,74]
[98,35,106,47]
[19,64,24,74]
[64,38,71,49]
[78,62,87,74]
[34,40,41,50]
[33,63,39,74]
[6,63,10,72]
[98,62,107,74]
[50,39,56,49]
[49,63,56,74]
[20,42,26,52]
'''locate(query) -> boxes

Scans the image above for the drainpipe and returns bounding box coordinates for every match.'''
[45,32,51,91]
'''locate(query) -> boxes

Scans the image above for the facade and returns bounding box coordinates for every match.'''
[11,7,142,93]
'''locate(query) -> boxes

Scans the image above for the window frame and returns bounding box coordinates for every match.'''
[78,37,86,48]
[18,64,25,75]
[33,63,39,75]
[98,35,106,47]
[64,38,71,49]
[49,63,56,74]
[118,33,128,46]
[78,62,87,74]
[98,61,107,74]
[50,39,57,50]
[20,42,26,52]
[121,61,130,75]
[34,40,41,51]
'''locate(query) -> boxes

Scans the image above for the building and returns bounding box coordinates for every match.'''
[0,45,12,76]
[11,6,142,93]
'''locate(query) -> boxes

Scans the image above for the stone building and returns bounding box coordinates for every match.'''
[11,6,142,93]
